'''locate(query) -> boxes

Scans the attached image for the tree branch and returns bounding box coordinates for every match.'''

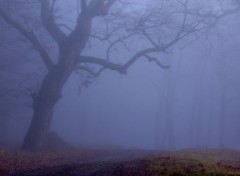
[78,56,123,73]
[188,3,240,23]
[77,66,106,77]
[0,7,54,70]
[81,0,87,14]
[50,0,56,19]
[106,32,135,61]
[105,0,118,10]
[88,0,117,17]
[68,0,118,49]
[141,29,158,48]
[78,46,167,74]
[143,54,169,69]
[121,47,166,72]
[78,0,229,75]
[39,0,66,44]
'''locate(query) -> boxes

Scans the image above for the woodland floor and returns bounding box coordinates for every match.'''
[0,147,240,176]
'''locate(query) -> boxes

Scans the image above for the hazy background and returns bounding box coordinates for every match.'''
[1,0,240,150]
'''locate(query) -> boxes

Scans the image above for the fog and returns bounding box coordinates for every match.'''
[1,0,240,151]
[53,35,240,150]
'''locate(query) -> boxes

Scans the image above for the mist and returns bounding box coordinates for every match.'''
[1,0,240,152]
[52,32,240,150]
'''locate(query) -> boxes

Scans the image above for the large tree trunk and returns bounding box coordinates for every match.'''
[22,98,56,150]
[22,38,91,151]
[22,12,93,150]
[22,70,63,150]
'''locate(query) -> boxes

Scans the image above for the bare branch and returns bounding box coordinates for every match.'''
[39,0,66,44]
[78,0,239,76]
[77,66,106,77]
[105,0,118,10]
[81,0,87,14]
[90,21,121,42]
[143,54,169,69]
[0,7,54,70]
[121,47,166,72]
[57,24,73,32]
[107,32,135,61]
[50,0,56,19]
[141,29,158,47]
[78,56,123,73]
[188,3,240,22]
[90,34,109,41]
[78,45,167,74]
[88,0,117,17]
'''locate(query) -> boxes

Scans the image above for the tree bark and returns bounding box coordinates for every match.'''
[22,70,62,150]
[22,2,93,149]
[22,30,92,150]
[22,49,88,150]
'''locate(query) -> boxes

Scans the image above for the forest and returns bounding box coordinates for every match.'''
[0,0,240,175]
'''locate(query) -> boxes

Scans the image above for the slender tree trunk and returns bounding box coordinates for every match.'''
[218,58,227,149]
[190,56,206,147]
[0,116,7,143]
[161,57,181,150]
